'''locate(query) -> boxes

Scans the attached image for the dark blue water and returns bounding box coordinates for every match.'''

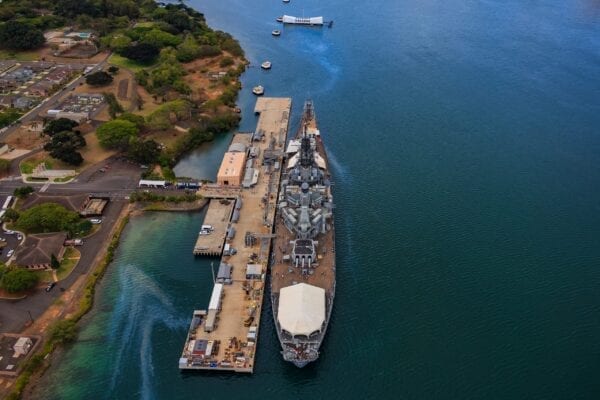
[44,0,600,399]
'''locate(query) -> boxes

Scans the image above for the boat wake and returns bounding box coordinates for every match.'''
[108,264,188,400]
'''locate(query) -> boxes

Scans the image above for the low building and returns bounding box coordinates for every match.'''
[14,232,67,269]
[216,151,246,186]
[13,337,33,357]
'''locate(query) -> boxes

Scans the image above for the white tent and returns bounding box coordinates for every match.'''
[278,283,325,337]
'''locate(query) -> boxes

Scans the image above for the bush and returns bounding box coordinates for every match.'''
[219,56,234,68]
[48,319,79,345]
[0,158,10,175]
[0,109,23,129]
[13,186,34,198]
[85,71,114,86]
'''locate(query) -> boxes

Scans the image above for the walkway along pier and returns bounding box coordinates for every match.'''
[179,97,292,372]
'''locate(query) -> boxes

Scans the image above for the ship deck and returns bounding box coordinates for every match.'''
[270,108,336,297]
[179,97,291,373]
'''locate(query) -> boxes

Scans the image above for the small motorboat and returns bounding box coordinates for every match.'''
[261,61,272,70]
[283,0,290,3]
[272,29,281,36]
[252,85,265,95]
[276,16,283,22]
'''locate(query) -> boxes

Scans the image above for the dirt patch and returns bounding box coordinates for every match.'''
[117,78,129,100]
[57,44,98,59]
[78,132,116,167]
[135,85,162,116]
[3,126,46,150]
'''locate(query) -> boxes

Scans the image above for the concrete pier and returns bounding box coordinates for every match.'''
[193,199,235,256]
[179,97,292,373]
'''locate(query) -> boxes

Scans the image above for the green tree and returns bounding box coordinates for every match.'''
[50,254,60,270]
[15,203,80,233]
[96,119,139,149]
[107,66,120,75]
[13,186,34,198]
[0,109,22,129]
[176,35,200,62]
[0,21,45,50]
[104,93,124,118]
[120,42,159,63]
[43,118,79,136]
[48,319,79,344]
[117,113,145,129]
[141,28,182,47]
[85,71,114,86]
[44,131,86,166]
[3,208,20,222]
[127,138,161,164]
[1,268,39,293]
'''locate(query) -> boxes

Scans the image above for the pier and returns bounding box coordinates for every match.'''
[180,97,292,373]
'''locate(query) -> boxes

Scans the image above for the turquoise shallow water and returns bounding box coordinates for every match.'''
[42,0,600,399]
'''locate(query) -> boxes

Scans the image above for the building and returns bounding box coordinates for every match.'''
[216,151,247,186]
[13,337,33,357]
[14,232,67,269]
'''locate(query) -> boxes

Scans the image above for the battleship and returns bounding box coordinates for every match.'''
[270,100,336,367]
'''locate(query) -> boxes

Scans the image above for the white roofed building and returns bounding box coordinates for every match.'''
[277,283,325,337]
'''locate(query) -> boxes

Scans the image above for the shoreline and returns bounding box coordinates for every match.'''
[20,200,209,399]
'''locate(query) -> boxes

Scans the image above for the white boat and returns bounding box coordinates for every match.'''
[272,29,281,36]
[252,85,265,95]
[283,0,290,3]
[261,61,272,70]
[281,15,324,25]
[276,16,284,22]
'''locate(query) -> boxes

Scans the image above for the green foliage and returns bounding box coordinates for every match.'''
[43,130,86,166]
[0,20,45,50]
[145,99,191,131]
[116,112,145,129]
[107,65,120,75]
[3,208,20,222]
[108,34,132,52]
[141,28,182,47]
[196,44,221,58]
[0,158,10,175]
[129,191,199,203]
[48,319,79,344]
[13,186,34,198]
[104,93,124,118]
[43,118,79,136]
[86,71,113,86]
[176,35,201,62]
[96,119,139,149]
[50,254,60,270]
[15,203,80,233]
[127,138,161,164]
[220,56,234,68]
[0,267,39,293]
[120,42,159,63]
[0,108,22,129]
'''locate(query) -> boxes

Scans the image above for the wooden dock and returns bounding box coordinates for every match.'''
[180,97,292,373]
[193,199,235,256]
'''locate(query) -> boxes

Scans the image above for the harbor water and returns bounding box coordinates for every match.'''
[41,0,600,399]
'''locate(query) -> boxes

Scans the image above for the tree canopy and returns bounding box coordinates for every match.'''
[0,266,39,293]
[85,71,114,86]
[15,203,80,233]
[43,118,79,136]
[96,119,139,149]
[127,138,160,164]
[120,42,160,63]
[44,130,86,166]
[0,20,45,50]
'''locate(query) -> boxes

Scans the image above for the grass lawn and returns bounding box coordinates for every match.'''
[19,160,36,174]
[57,247,80,281]
[0,50,40,61]
[37,270,53,284]
[108,53,156,73]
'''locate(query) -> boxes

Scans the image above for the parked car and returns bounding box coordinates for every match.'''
[90,218,102,224]
[4,230,15,235]
[16,234,22,240]
[0,238,6,242]
[6,249,14,257]
[45,282,56,292]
